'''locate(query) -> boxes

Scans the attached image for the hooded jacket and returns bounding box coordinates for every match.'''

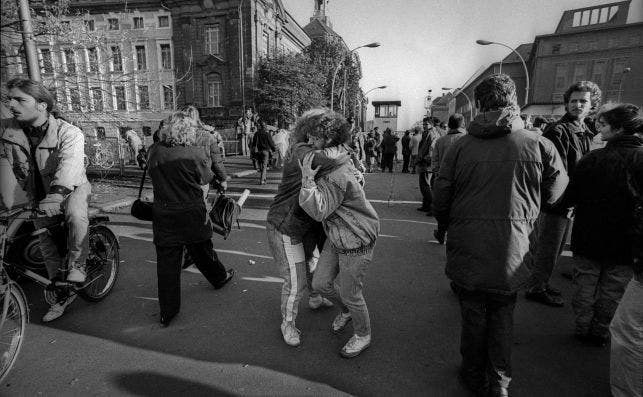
[432,110,568,294]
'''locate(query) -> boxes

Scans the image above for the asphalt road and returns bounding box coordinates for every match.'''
[4,165,610,396]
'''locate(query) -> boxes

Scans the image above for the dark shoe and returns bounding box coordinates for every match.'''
[214,269,235,290]
[434,230,445,244]
[459,368,488,397]
[525,289,564,307]
[425,211,434,216]
[417,207,430,212]
[545,284,562,296]
[449,281,459,294]
[160,313,176,328]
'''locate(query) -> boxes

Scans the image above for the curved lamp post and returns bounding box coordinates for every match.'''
[330,42,380,111]
[443,87,474,121]
[364,85,387,96]
[476,39,529,107]
[357,86,386,130]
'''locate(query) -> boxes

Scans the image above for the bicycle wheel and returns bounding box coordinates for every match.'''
[78,226,119,302]
[0,283,28,383]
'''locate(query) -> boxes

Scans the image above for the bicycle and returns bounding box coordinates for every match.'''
[0,206,120,381]
[84,141,115,170]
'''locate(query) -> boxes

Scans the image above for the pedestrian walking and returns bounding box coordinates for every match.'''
[380,128,398,172]
[401,130,412,173]
[410,127,422,174]
[364,132,376,173]
[433,74,568,397]
[237,107,256,159]
[415,118,441,214]
[525,80,602,307]
[431,113,467,244]
[298,111,380,359]
[557,103,643,348]
[251,118,276,185]
[147,111,235,328]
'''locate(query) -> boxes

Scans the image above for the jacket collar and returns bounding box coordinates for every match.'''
[447,128,467,135]
[605,134,643,148]
[37,114,61,149]
[1,118,30,151]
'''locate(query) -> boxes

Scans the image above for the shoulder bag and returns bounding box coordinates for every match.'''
[130,166,153,221]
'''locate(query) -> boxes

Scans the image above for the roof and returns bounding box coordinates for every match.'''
[502,43,533,63]
[372,101,401,106]
[303,18,339,40]
[554,0,630,34]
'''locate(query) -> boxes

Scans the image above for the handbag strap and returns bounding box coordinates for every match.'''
[137,166,147,199]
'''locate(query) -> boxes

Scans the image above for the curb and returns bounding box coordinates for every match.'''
[95,193,153,213]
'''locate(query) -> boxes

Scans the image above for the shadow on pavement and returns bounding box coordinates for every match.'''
[112,371,237,397]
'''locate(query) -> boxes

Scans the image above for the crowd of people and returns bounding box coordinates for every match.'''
[1,75,641,397]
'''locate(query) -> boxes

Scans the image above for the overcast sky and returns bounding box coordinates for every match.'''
[282,0,642,129]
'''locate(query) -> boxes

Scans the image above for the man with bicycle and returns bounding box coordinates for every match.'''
[1,78,91,322]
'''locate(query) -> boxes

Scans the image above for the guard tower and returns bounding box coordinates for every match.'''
[372,100,402,132]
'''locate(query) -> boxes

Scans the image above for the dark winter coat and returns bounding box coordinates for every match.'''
[251,129,276,152]
[542,113,593,215]
[380,132,399,155]
[432,111,568,294]
[148,143,214,246]
[401,134,412,156]
[560,134,643,266]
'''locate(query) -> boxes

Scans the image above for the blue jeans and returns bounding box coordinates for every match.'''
[312,239,373,336]
[37,182,91,278]
[457,288,516,392]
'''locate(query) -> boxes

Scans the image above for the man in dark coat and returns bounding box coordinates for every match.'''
[433,74,568,397]
[251,119,276,184]
[380,128,399,172]
[401,130,412,173]
[526,80,602,307]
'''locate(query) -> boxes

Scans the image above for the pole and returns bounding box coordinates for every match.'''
[330,57,344,111]
[492,42,529,107]
[238,0,245,111]
[17,0,41,81]
[456,90,474,121]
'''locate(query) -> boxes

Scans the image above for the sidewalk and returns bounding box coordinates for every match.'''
[89,155,258,213]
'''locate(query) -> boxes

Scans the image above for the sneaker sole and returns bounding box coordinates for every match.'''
[340,341,370,358]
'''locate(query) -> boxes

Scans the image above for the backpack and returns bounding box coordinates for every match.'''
[208,194,240,239]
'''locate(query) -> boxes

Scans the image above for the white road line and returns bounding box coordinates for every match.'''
[242,276,284,283]
[369,199,423,204]
[145,260,157,263]
[380,234,399,238]
[239,222,266,230]
[380,218,437,226]
[134,296,159,301]
[217,249,273,259]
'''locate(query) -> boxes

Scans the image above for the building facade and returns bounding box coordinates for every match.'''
[525,0,642,116]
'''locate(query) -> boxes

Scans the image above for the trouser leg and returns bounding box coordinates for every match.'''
[591,264,632,339]
[530,212,568,289]
[486,292,516,392]
[572,255,601,335]
[156,244,183,318]
[458,289,489,391]
[609,278,643,397]
[186,239,228,287]
[267,225,307,323]
[63,182,91,267]
[312,239,345,311]
[337,249,373,336]
[402,154,410,172]
[419,171,432,209]
[37,223,63,279]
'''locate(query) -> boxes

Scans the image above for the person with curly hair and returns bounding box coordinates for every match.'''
[299,110,380,358]
[526,80,602,307]
[147,111,234,328]
[266,109,352,347]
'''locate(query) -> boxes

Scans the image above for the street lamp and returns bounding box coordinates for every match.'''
[476,39,530,108]
[357,86,386,130]
[617,67,631,102]
[443,87,475,121]
[364,85,387,96]
[330,42,380,111]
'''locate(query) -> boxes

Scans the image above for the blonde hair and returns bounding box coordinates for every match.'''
[159,111,197,146]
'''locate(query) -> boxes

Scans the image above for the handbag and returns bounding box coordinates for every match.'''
[130,165,154,221]
[208,193,240,239]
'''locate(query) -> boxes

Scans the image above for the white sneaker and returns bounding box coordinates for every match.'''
[331,312,352,333]
[309,295,334,310]
[280,321,301,347]
[340,334,371,358]
[42,293,77,322]
[67,263,86,283]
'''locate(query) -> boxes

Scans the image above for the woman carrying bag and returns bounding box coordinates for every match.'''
[147,111,234,328]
